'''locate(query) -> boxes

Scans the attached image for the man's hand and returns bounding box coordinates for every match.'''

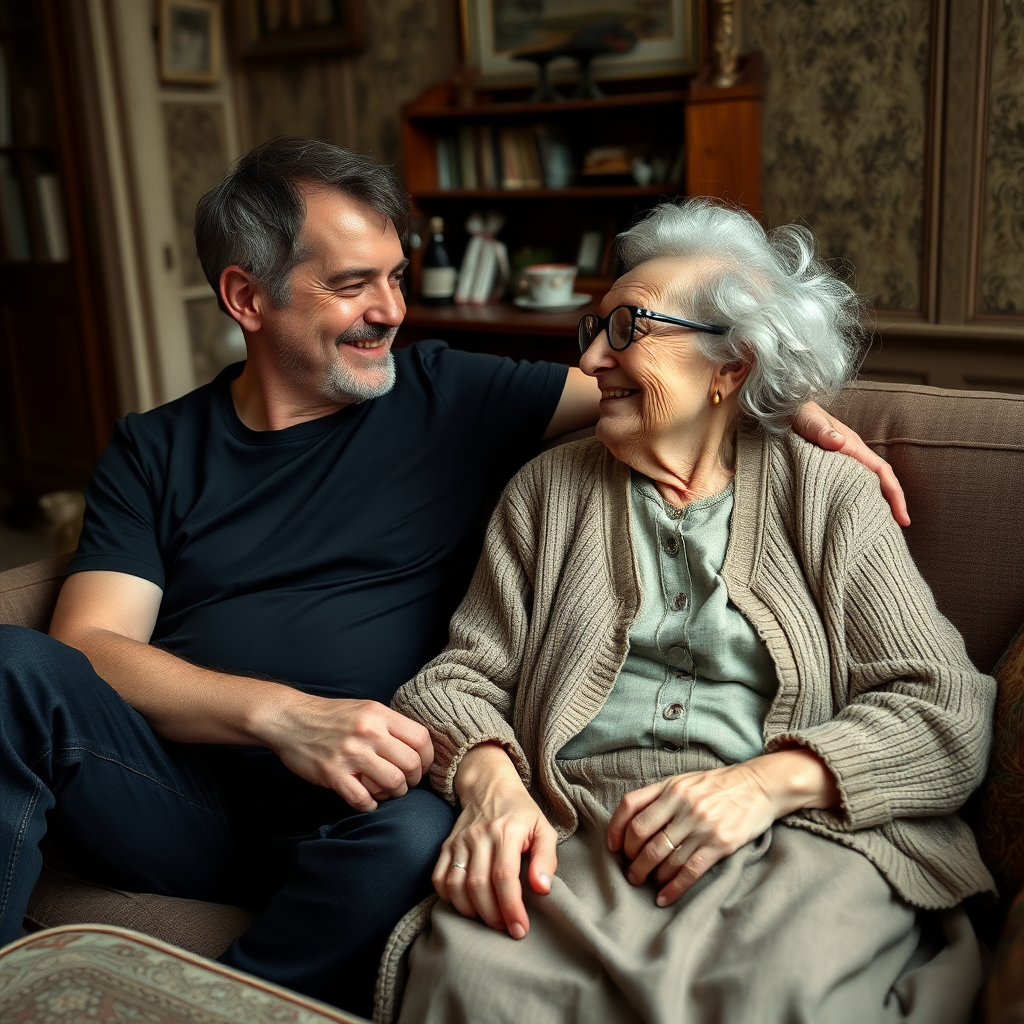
[437,742,558,939]
[792,401,910,526]
[263,694,433,812]
[50,570,431,814]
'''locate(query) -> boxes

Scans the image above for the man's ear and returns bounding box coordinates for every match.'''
[715,359,750,401]
[220,265,263,332]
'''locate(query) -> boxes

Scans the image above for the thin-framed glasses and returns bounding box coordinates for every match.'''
[578,305,727,353]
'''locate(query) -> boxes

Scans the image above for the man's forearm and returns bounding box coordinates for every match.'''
[50,622,301,746]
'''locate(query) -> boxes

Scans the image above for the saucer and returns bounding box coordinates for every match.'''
[514,293,591,313]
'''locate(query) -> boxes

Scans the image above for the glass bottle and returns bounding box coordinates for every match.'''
[420,216,456,306]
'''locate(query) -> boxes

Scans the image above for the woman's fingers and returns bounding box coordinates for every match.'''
[607,782,663,854]
[435,828,537,936]
[655,842,722,906]
[526,821,559,896]
[627,825,685,885]
[462,845,506,931]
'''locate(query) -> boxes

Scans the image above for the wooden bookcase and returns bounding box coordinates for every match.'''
[398,54,762,360]
[0,0,118,516]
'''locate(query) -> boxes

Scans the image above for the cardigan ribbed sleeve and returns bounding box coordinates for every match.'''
[392,461,542,802]
[763,473,995,832]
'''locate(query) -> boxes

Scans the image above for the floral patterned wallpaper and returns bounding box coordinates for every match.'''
[745,0,933,312]
[979,1,1024,317]
[163,102,230,289]
[245,0,458,169]
[350,0,458,165]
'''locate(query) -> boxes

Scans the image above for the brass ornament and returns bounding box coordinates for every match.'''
[711,0,742,89]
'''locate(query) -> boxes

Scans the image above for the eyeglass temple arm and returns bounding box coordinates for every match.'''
[635,308,728,335]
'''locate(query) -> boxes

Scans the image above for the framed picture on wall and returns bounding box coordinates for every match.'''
[460,0,704,88]
[159,0,222,85]
[236,0,366,59]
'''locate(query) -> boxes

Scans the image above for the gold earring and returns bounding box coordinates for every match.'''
[711,389,722,405]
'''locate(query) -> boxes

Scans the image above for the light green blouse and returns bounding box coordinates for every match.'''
[558,473,778,764]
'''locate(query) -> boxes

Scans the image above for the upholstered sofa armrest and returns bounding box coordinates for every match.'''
[0,553,70,631]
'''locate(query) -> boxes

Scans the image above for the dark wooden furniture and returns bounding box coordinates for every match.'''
[0,0,118,518]
[397,297,593,363]
[398,55,762,359]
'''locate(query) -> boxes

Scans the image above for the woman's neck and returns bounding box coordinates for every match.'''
[622,418,738,510]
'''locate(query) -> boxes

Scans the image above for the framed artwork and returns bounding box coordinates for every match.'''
[460,0,704,88]
[159,0,222,85]
[236,0,365,59]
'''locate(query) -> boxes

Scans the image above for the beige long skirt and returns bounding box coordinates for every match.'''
[383,750,984,1024]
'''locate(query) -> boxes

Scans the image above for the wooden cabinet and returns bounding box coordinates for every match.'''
[0,0,118,516]
[397,55,762,360]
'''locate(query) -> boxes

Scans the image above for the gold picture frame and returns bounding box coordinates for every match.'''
[460,0,705,88]
[159,0,222,85]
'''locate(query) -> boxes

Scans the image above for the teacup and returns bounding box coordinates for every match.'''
[525,263,577,306]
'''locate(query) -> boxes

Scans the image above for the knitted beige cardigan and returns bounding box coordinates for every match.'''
[393,431,996,909]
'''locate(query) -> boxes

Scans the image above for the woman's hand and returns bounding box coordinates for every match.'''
[606,748,839,907]
[435,742,558,939]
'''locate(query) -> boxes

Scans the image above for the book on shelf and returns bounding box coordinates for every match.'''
[457,126,478,190]
[36,173,69,261]
[535,126,573,188]
[478,125,499,189]
[0,158,30,259]
[0,48,10,146]
[435,136,459,190]
[517,128,544,189]
[498,127,524,189]
[434,124,578,192]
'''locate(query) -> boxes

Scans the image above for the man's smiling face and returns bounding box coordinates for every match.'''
[258,186,408,406]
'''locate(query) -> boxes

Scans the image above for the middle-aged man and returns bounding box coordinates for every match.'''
[0,138,904,1017]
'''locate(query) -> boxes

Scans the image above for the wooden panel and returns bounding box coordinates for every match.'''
[685,96,762,214]
[977,0,1024,318]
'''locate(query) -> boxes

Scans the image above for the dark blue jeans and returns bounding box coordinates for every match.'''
[0,624,454,1018]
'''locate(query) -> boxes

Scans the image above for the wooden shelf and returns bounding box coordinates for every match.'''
[403,298,596,337]
[398,300,594,365]
[404,89,690,121]
[400,57,762,358]
[410,184,683,202]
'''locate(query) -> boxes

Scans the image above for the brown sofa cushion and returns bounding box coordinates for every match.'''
[25,865,255,961]
[0,554,69,632]
[830,382,1024,672]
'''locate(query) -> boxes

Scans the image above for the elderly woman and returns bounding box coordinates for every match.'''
[380,201,994,1024]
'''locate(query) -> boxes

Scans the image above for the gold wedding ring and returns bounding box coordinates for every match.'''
[661,829,678,851]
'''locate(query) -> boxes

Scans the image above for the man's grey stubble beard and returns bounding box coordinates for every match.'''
[322,348,396,404]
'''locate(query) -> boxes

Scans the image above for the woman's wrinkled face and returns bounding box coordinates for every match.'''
[579,258,721,459]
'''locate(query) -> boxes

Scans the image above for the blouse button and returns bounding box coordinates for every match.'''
[663,702,685,720]
[673,592,687,610]
[663,535,680,556]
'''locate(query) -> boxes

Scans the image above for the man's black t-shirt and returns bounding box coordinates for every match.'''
[70,341,566,703]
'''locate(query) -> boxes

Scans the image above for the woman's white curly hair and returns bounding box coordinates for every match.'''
[613,199,869,431]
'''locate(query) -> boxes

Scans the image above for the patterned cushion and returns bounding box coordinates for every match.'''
[975,622,1024,896]
[0,925,367,1023]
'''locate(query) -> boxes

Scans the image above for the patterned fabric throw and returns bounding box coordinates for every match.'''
[0,925,366,1024]
[975,622,1024,896]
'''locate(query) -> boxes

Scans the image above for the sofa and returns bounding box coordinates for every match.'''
[2,379,1024,1021]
